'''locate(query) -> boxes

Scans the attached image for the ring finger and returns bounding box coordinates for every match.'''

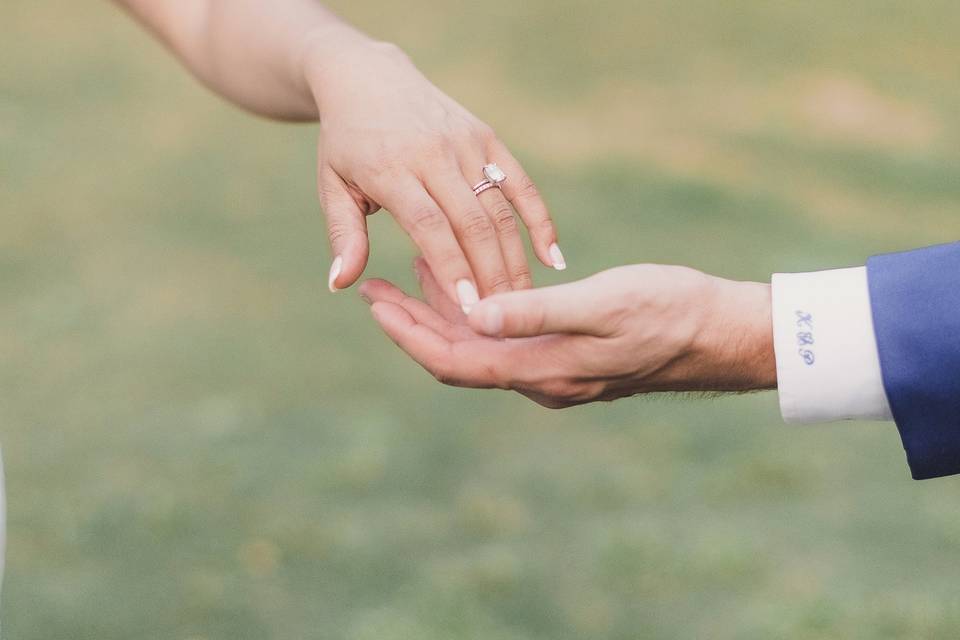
[459,152,532,290]
[422,160,513,297]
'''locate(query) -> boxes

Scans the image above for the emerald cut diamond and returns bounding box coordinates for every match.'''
[483,163,507,184]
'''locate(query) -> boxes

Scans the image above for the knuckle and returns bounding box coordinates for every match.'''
[436,247,465,268]
[539,379,575,400]
[460,212,495,241]
[491,204,518,232]
[417,132,450,161]
[432,366,462,387]
[538,397,572,410]
[536,217,554,232]
[359,146,402,179]
[480,361,509,389]
[451,122,476,142]
[535,379,601,405]
[317,182,339,206]
[574,381,606,402]
[410,205,448,233]
[531,218,555,238]
[510,266,533,288]
[327,220,354,246]
[473,123,497,144]
[516,176,540,200]
[485,272,513,292]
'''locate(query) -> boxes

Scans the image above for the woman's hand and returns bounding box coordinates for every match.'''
[116,1,561,310]
[304,37,563,310]
[360,259,776,408]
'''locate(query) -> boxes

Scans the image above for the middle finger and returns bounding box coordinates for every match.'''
[422,161,512,297]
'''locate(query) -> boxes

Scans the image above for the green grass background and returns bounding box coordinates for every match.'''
[4,1,960,638]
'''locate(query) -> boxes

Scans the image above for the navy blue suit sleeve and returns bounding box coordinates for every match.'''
[867,241,960,480]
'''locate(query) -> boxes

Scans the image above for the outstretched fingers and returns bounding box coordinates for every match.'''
[360,277,474,341]
[371,175,480,314]
[369,301,505,388]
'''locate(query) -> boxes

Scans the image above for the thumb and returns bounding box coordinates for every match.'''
[319,168,370,292]
[468,280,601,338]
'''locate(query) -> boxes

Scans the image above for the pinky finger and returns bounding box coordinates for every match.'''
[487,141,564,271]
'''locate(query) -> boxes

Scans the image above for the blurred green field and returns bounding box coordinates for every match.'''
[4,1,960,638]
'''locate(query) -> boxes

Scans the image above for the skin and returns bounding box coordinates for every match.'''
[115,0,562,310]
[360,259,777,408]
[113,1,773,406]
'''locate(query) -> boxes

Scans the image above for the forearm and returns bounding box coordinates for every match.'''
[115,0,376,121]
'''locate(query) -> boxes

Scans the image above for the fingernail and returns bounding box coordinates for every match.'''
[479,303,504,336]
[359,292,372,305]
[548,243,567,271]
[456,279,479,315]
[328,255,343,293]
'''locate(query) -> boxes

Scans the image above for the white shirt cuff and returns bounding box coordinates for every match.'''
[771,266,893,423]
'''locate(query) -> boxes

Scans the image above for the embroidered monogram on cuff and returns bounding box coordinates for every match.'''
[771,266,893,423]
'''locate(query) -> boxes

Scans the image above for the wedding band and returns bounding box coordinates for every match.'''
[472,180,497,196]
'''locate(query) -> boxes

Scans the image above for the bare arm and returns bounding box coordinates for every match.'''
[114,1,562,308]
[114,0,367,120]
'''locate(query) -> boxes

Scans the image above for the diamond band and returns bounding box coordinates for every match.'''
[472,181,497,196]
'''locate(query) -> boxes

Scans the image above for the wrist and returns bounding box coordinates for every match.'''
[697,277,777,391]
[298,27,409,117]
[297,23,370,107]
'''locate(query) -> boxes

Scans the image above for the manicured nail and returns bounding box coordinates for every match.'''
[328,255,343,293]
[548,243,566,271]
[456,279,479,314]
[479,303,504,336]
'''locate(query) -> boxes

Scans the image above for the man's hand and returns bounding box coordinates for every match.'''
[360,259,777,408]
